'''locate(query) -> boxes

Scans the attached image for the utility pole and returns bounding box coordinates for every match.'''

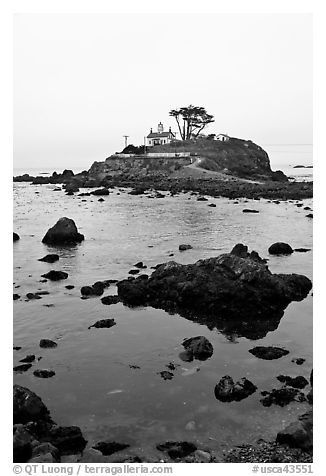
[123,135,129,148]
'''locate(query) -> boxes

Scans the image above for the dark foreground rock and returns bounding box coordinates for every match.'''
[117,244,312,326]
[181,336,213,361]
[38,254,59,263]
[276,411,313,450]
[13,232,20,241]
[42,217,84,245]
[93,441,130,456]
[268,242,293,255]
[41,270,68,281]
[13,385,87,462]
[214,375,257,402]
[249,346,289,360]
[157,441,197,460]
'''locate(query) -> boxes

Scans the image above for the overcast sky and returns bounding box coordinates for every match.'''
[14,13,312,170]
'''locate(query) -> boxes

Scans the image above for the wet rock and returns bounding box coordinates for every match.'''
[292,357,306,365]
[31,442,59,461]
[81,281,105,297]
[197,196,208,201]
[242,209,259,213]
[28,453,57,463]
[13,346,22,350]
[158,371,174,380]
[179,350,194,362]
[117,244,312,323]
[92,441,130,456]
[26,293,42,300]
[214,375,257,402]
[249,346,289,360]
[33,369,56,378]
[64,183,79,194]
[294,248,311,253]
[224,440,312,463]
[41,270,68,281]
[42,217,84,245]
[13,385,50,424]
[91,188,110,196]
[268,242,293,255]
[260,387,306,407]
[156,441,197,460]
[129,269,140,275]
[14,364,32,373]
[304,206,311,210]
[101,295,120,305]
[208,203,216,207]
[134,261,147,269]
[41,425,87,455]
[179,244,192,251]
[39,339,57,348]
[276,375,309,389]
[276,411,312,450]
[19,355,35,363]
[181,336,213,361]
[98,198,105,202]
[306,214,313,218]
[88,318,116,329]
[38,254,59,263]
[14,232,20,241]
[13,294,20,300]
[65,285,75,290]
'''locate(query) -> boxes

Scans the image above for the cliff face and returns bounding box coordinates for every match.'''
[88,156,191,179]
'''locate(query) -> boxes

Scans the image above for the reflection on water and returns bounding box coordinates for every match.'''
[13,183,312,456]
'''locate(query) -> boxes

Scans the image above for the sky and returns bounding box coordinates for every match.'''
[13,13,312,170]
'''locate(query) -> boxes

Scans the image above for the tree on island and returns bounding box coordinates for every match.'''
[169,105,214,140]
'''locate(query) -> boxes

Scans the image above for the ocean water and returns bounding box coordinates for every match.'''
[13,181,313,459]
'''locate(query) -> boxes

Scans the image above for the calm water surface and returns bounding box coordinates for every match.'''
[13,183,313,459]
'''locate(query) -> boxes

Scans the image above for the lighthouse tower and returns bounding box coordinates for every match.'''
[157,122,164,133]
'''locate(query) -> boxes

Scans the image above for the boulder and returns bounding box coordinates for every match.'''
[101,295,120,305]
[260,387,306,407]
[117,244,312,323]
[13,385,50,424]
[13,232,20,241]
[38,254,59,263]
[13,294,20,300]
[65,285,75,290]
[276,411,312,450]
[42,217,84,245]
[214,375,257,402]
[81,281,105,297]
[14,364,32,373]
[181,336,213,361]
[13,425,35,462]
[249,346,289,360]
[19,355,35,363]
[41,425,87,455]
[268,242,293,255]
[41,270,68,281]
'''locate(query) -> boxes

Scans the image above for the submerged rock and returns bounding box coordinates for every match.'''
[38,254,59,263]
[276,411,312,450]
[268,242,293,255]
[214,375,257,402]
[88,318,116,329]
[181,336,213,361]
[249,346,289,360]
[92,441,130,456]
[276,375,309,389]
[42,217,84,245]
[158,371,174,380]
[117,244,312,324]
[156,441,197,460]
[41,270,68,281]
